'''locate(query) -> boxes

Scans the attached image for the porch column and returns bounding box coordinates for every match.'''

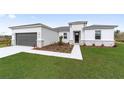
[80,30,85,45]
[69,29,74,45]
[37,31,43,48]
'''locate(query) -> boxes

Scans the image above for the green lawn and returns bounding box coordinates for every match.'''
[0,44,7,48]
[0,44,124,78]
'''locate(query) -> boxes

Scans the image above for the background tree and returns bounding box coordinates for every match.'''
[114,30,120,38]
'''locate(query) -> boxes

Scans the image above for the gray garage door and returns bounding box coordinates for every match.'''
[16,33,37,46]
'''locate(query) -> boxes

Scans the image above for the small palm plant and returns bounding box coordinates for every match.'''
[59,36,63,45]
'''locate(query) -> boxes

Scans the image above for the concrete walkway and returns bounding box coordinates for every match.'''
[0,45,83,60]
[70,45,83,60]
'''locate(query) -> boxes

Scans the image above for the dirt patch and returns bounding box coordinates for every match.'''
[34,43,73,53]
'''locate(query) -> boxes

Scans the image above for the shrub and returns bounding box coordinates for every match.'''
[83,43,86,46]
[116,40,124,42]
[0,38,11,46]
[115,32,124,42]
[113,44,117,47]
[59,36,63,45]
[101,44,104,47]
[7,39,11,46]
[92,44,95,46]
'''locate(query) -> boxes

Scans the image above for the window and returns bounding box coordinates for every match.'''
[63,33,67,39]
[95,30,101,40]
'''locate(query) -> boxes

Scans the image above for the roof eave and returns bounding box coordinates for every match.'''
[68,21,88,25]
[83,25,118,30]
[8,23,55,31]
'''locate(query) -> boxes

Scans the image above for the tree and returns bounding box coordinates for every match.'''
[114,30,120,38]
[115,30,120,34]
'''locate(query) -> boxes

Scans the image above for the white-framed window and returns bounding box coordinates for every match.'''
[95,30,101,40]
[63,33,67,39]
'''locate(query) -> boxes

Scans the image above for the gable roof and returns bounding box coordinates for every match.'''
[9,23,54,31]
[84,25,118,30]
[53,26,70,32]
[69,21,87,25]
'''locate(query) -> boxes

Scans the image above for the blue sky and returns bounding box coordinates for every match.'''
[0,14,123,35]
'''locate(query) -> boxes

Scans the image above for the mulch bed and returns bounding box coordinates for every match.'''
[34,43,73,53]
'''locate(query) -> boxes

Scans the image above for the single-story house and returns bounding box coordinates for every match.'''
[9,21,118,47]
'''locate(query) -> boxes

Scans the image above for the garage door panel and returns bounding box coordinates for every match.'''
[16,33,37,46]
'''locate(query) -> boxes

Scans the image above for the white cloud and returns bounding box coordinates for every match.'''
[8,14,16,19]
[0,14,16,19]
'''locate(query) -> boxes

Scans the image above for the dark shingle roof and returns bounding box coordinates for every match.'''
[69,21,87,25]
[84,25,118,30]
[53,26,70,32]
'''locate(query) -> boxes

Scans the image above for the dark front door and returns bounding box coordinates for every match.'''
[16,33,37,46]
[74,32,79,43]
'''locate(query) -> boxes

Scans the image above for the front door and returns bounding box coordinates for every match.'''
[74,32,80,43]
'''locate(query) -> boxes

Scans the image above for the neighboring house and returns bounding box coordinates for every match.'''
[9,21,118,47]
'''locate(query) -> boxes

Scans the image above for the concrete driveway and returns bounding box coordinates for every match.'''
[0,46,32,58]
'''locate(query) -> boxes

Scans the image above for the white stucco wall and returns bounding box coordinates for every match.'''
[85,30,95,40]
[85,29,114,41]
[101,29,114,41]
[42,27,58,46]
[12,27,41,33]
[11,27,42,47]
[69,24,86,44]
[70,24,85,40]
[84,29,115,46]
[58,31,70,43]
[70,24,85,31]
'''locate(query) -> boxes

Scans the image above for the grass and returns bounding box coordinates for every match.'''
[0,38,11,48]
[0,44,8,48]
[0,44,124,78]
